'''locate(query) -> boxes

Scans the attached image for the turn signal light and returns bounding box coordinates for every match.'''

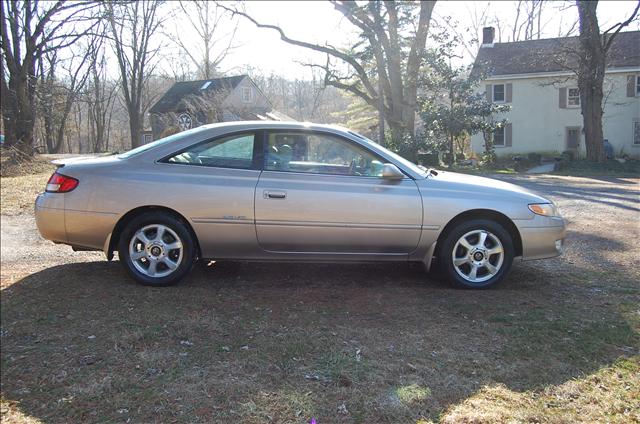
[528,203,558,217]
[46,172,79,193]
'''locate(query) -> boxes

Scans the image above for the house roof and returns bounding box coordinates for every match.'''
[149,75,247,114]
[471,30,640,78]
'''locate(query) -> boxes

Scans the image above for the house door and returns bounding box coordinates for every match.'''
[566,127,581,152]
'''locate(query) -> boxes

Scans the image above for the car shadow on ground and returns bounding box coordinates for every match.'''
[2,254,637,422]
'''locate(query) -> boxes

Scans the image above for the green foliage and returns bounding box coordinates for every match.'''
[418,30,510,166]
[384,132,426,163]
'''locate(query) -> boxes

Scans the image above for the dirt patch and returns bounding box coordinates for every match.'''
[1,175,638,423]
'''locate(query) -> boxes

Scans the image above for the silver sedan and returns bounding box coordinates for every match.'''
[35,122,566,288]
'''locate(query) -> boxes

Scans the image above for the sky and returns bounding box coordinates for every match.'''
[179,0,640,80]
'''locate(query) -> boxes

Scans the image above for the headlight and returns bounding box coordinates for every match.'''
[528,203,559,217]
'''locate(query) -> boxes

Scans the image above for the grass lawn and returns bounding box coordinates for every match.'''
[442,158,639,178]
[553,159,640,177]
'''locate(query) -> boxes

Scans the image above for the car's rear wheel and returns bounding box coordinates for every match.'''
[439,219,514,289]
[118,212,196,286]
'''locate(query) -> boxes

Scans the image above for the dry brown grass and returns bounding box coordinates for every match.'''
[0,151,55,215]
[0,173,52,215]
[0,398,42,424]
[441,357,640,423]
[1,260,637,423]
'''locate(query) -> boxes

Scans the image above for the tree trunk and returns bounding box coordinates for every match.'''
[449,133,455,166]
[388,122,404,147]
[3,71,36,156]
[129,110,142,148]
[577,1,605,162]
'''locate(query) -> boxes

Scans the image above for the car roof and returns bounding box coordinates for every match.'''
[195,120,351,133]
[122,121,426,179]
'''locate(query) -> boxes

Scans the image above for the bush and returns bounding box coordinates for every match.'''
[418,153,439,166]
[527,153,542,165]
[561,150,575,161]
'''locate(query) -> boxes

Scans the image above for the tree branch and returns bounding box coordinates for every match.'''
[603,1,640,52]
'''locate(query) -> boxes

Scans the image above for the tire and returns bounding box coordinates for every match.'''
[118,211,196,286]
[439,219,514,289]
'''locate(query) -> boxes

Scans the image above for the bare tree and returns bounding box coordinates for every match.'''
[0,0,98,156]
[576,0,639,162]
[222,1,436,144]
[511,0,548,41]
[85,37,117,153]
[171,1,239,80]
[37,42,94,153]
[105,0,165,149]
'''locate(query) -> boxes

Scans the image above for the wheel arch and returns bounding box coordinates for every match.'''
[435,209,523,258]
[106,205,201,260]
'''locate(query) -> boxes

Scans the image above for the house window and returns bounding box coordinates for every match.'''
[494,127,505,146]
[636,75,640,96]
[634,121,640,145]
[242,87,253,103]
[567,88,580,106]
[493,84,505,102]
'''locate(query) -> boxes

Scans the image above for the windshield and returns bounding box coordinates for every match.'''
[118,126,210,159]
[348,131,428,177]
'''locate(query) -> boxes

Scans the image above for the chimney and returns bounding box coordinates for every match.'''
[482,27,495,46]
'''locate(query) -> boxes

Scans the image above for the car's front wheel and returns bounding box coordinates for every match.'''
[118,212,196,286]
[439,219,514,289]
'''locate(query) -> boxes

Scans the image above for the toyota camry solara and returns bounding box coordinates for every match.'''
[35,121,566,288]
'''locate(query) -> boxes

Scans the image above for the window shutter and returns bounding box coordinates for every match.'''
[506,83,513,102]
[505,123,513,147]
[486,84,492,102]
[627,75,636,97]
[559,87,567,108]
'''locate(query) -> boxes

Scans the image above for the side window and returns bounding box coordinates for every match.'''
[567,88,580,106]
[493,84,505,102]
[165,133,255,169]
[242,87,253,103]
[493,127,505,146]
[265,132,386,177]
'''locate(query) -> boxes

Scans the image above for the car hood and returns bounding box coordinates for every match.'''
[424,171,551,203]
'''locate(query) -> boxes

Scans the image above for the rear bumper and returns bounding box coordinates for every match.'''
[35,193,67,243]
[36,193,118,251]
[517,216,566,260]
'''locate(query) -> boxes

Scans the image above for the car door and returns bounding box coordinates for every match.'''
[254,130,423,254]
[157,130,263,258]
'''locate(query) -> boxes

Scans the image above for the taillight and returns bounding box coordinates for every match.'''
[46,172,79,193]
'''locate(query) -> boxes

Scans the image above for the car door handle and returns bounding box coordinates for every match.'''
[264,190,287,199]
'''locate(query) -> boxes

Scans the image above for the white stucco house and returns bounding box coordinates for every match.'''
[470,28,640,158]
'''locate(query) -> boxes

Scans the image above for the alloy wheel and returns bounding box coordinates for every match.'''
[128,224,184,278]
[451,229,504,283]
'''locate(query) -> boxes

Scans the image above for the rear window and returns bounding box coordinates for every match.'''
[118,127,210,159]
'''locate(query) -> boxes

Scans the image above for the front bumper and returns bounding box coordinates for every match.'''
[35,193,67,243]
[517,216,566,260]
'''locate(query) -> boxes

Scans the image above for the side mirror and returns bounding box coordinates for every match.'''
[382,163,404,179]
